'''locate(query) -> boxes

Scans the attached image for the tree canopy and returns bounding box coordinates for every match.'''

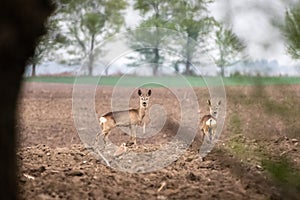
[32,0,252,77]
[56,0,127,75]
[213,23,246,76]
[283,4,300,59]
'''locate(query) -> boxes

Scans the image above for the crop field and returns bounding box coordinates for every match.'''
[18,76,300,199]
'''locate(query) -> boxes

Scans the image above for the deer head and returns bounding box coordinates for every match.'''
[138,89,151,108]
[207,99,221,118]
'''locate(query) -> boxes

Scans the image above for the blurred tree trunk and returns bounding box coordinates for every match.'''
[153,47,159,76]
[32,63,37,77]
[220,65,225,77]
[153,23,160,76]
[0,1,54,199]
[185,36,192,76]
[88,34,95,76]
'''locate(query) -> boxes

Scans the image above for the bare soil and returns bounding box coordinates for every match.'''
[17,82,300,200]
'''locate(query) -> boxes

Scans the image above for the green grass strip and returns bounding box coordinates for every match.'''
[25,76,300,87]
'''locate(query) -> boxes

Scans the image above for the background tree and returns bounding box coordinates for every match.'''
[27,38,48,77]
[130,0,217,76]
[131,0,171,75]
[126,20,171,75]
[58,0,127,75]
[27,15,66,77]
[283,4,300,59]
[212,23,246,77]
[171,0,214,75]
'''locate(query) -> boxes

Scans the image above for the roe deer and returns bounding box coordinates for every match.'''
[95,89,152,146]
[200,99,221,143]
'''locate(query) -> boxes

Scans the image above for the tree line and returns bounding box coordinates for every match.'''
[29,0,300,77]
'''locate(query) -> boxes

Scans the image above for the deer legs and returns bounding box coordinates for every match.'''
[94,123,142,149]
[94,129,110,148]
[94,117,111,147]
[129,125,138,146]
[143,122,146,134]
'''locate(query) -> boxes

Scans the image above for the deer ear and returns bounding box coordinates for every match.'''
[218,100,221,105]
[147,89,152,96]
[207,99,211,106]
[138,89,142,96]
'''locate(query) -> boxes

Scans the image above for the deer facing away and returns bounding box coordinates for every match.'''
[200,99,221,143]
[95,89,152,146]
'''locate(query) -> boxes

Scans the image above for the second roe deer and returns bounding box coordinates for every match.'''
[200,99,221,143]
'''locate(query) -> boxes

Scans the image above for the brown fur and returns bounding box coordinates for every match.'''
[199,100,221,143]
[200,114,216,136]
[95,89,151,146]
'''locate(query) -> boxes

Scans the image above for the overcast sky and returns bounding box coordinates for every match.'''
[208,0,300,66]
[125,0,299,66]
